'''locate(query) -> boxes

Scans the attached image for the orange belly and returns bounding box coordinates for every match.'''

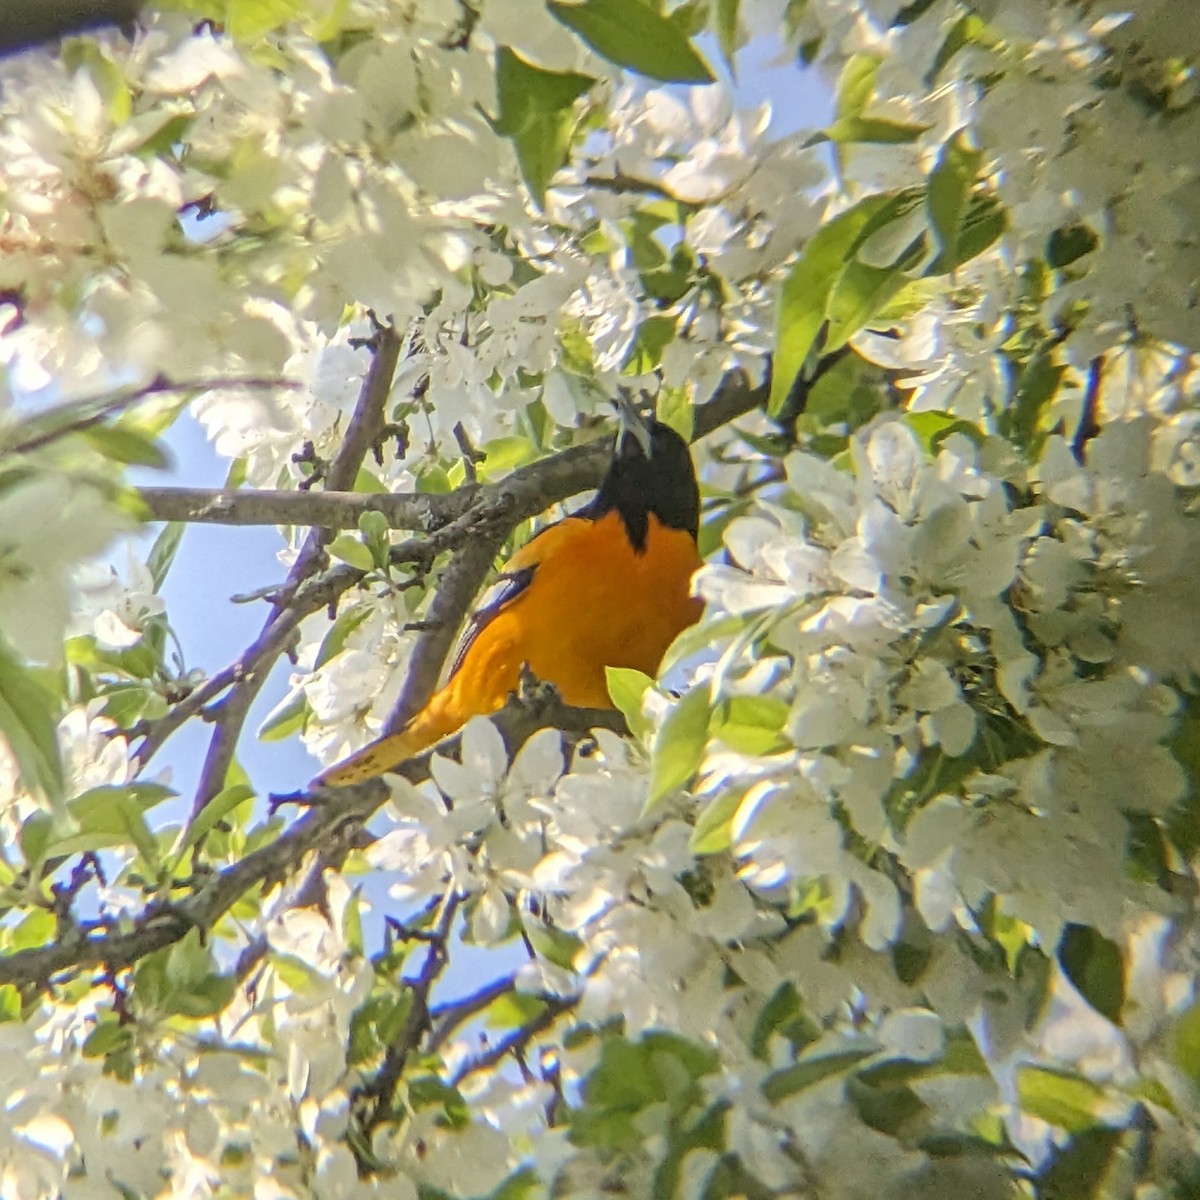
[316,511,702,784]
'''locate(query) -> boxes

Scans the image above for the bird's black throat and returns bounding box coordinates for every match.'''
[584,421,700,552]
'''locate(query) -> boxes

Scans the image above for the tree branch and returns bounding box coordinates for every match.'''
[135,364,766,530]
[135,485,465,531]
[0,0,140,58]
[184,328,402,823]
[0,686,625,991]
[357,889,462,1134]
[136,366,766,773]
[0,375,298,460]
[383,368,769,729]
[427,975,520,1053]
[449,994,580,1087]
[384,527,507,734]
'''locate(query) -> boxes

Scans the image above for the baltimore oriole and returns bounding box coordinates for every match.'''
[315,414,703,786]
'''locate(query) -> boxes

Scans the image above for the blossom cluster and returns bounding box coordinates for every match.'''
[0,0,1198,1197]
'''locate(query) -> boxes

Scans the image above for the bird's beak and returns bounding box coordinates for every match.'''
[613,393,653,458]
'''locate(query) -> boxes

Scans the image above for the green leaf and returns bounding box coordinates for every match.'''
[1046,223,1098,269]
[689,790,740,856]
[606,666,654,740]
[327,533,374,572]
[646,685,711,809]
[768,193,899,416]
[487,991,547,1031]
[0,640,64,802]
[715,0,740,72]
[823,116,928,144]
[9,908,54,951]
[834,54,880,120]
[1035,1127,1126,1200]
[826,56,926,144]
[803,352,883,432]
[409,1076,470,1129]
[661,613,748,673]
[657,386,694,443]
[19,811,53,869]
[357,508,389,544]
[527,923,583,970]
[713,695,790,756]
[315,603,373,668]
[1170,999,1200,1086]
[763,1047,877,1102]
[750,982,820,1061]
[1057,924,1125,1025]
[44,784,169,866]
[925,192,1006,275]
[357,508,391,568]
[147,522,185,592]
[903,410,984,453]
[69,782,175,830]
[226,0,308,41]
[1017,1066,1111,1133]
[478,435,539,482]
[548,0,715,84]
[83,1018,135,1058]
[1007,346,1064,452]
[493,47,595,207]
[846,1072,927,1136]
[621,314,676,374]
[257,691,308,742]
[175,783,256,863]
[0,984,20,1022]
[926,131,981,272]
[823,259,910,351]
[80,423,171,469]
[926,12,992,85]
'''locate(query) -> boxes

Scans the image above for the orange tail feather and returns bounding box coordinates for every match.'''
[313,687,478,786]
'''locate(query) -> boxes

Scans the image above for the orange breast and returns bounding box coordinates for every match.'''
[315,512,703,784]
[447,510,702,713]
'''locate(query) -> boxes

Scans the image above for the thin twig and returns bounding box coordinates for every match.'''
[0,685,626,991]
[184,328,402,823]
[0,375,298,459]
[427,975,519,1053]
[1071,354,1104,464]
[452,421,485,484]
[358,889,462,1133]
[450,994,579,1086]
[136,486,465,531]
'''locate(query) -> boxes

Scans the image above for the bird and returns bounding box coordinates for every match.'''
[314,410,703,786]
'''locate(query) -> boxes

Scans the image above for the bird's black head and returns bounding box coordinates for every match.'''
[585,420,700,551]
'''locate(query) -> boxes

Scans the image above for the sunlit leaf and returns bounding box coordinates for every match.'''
[493,48,595,207]
[327,533,374,572]
[926,130,981,272]
[769,192,902,415]
[0,640,63,802]
[548,0,715,83]
[646,684,711,809]
[147,521,185,591]
[1017,1066,1112,1133]
[1057,924,1125,1025]
[606,666,654,740]
[763,1047,877,1102]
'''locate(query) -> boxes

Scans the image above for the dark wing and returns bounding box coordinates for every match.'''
[443,514,591,681]
[445,565,537,680]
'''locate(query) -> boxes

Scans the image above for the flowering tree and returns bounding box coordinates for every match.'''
[1,0,1199,1195]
